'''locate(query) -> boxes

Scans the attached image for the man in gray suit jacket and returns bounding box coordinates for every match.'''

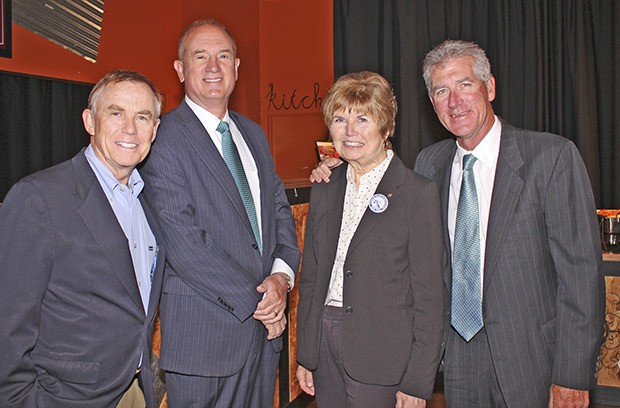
[413,40,604,408]
[140,19,300,408]
[0,70,166,407]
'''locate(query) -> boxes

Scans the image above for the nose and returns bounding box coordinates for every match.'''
[122,118,137,135]
[205,57,220,73]
[345,121,356,136]
[448,90,461,109]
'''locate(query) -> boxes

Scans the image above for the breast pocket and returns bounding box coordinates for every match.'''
[35,354,100,384]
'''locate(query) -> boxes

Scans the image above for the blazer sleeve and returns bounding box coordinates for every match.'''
[267,144,300,273]
[399,178,445,399]
[0,181,54,407]
[544,141,605,389]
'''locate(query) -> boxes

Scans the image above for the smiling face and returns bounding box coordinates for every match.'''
[82,81,160,185]
[330,108,389,174]
[174,24,240,119]
[429,56,496,150]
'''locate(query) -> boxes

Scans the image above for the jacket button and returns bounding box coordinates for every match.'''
[345,307,353,314]
[252,243,259,250]
[345,270,353,278]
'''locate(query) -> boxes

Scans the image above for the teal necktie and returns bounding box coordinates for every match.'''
[217,120,262,254]
[451,154,483,341]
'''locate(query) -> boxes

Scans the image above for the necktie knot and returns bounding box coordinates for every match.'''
[463,154,477,171]
[217,120,230,135]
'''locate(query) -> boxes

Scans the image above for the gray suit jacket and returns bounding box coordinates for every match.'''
[140,101,300,377]
[296,155,445,399]
[0,149,166,408]
[414,119,605,406]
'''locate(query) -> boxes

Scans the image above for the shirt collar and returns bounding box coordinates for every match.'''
[185,96,231,136]
[84,145,144,197]
[455,116,501,170]
[346,149,394,185]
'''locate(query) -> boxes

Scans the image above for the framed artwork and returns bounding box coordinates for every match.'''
[0,0,11,58]
[593,258,620,405]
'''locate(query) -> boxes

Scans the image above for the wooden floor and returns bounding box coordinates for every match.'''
[305,392,617,407]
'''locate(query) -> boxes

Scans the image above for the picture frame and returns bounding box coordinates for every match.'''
[0,0,11,58]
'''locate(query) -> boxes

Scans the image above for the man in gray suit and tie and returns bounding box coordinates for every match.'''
[140,19,300,408]
[413,40,604,408]
[313,40,604,408]
[0,70,166,407]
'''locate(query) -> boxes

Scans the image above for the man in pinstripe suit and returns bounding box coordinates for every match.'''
[413,40,605,408]
[141,19,300,407]
[312,40,604,407]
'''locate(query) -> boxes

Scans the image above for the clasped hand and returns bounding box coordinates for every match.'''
[253,273,289,340]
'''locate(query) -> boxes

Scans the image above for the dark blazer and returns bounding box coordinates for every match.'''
[296,155,445,400]
[0,149,166,408]
[414,119,605,406]
[140,101,300,377]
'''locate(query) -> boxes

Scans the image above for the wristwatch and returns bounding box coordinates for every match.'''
[274,272,293,292]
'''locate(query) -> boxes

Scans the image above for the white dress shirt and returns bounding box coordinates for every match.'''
[448,116,501,293]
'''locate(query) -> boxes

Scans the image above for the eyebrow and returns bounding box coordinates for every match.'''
[105,104,153,118]
[192,48,233,55]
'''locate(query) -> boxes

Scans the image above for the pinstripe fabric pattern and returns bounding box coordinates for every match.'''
[140,101,300,391]
[414,118,605,407]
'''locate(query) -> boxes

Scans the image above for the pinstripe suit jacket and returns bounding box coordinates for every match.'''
[140,101,300,377]
[0,150,166,408]
[414,118,605,406]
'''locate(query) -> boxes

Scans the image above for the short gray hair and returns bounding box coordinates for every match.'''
[88,70,163,119]
[422,40,491,93]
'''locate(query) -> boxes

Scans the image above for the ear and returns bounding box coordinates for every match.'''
[486,75,496,102]
[151,119,161,143]
[82,109,95,136]
[173,60,185,83]
[234,58,240,81]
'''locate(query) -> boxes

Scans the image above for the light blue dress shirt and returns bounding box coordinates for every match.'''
[85,145,157,312]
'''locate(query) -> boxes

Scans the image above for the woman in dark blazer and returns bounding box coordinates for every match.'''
[296,71,445,408]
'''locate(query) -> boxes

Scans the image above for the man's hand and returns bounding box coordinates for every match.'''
[548,384,588,408]
[253,273,288,324]
[395,391,426,408]
[264,318,287,340]
[310,157,343,183]
[296,365,316,396]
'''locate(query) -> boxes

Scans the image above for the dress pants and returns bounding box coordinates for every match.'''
[444,327,508,408]
[313,305,399,408]
[165,321,279,408]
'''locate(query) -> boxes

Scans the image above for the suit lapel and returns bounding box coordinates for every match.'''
[175,103,253,237]
[230,110,270,245]
[346,155,405,257]
[72,153,144,312]
[483,121,525,291]
[141,195,165,321]
[430,143,457,288]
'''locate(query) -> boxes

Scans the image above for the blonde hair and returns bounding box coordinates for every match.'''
[322,71,397,138]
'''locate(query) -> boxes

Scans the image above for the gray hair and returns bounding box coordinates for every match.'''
[422,40,491,93]
[88,70,163,119]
